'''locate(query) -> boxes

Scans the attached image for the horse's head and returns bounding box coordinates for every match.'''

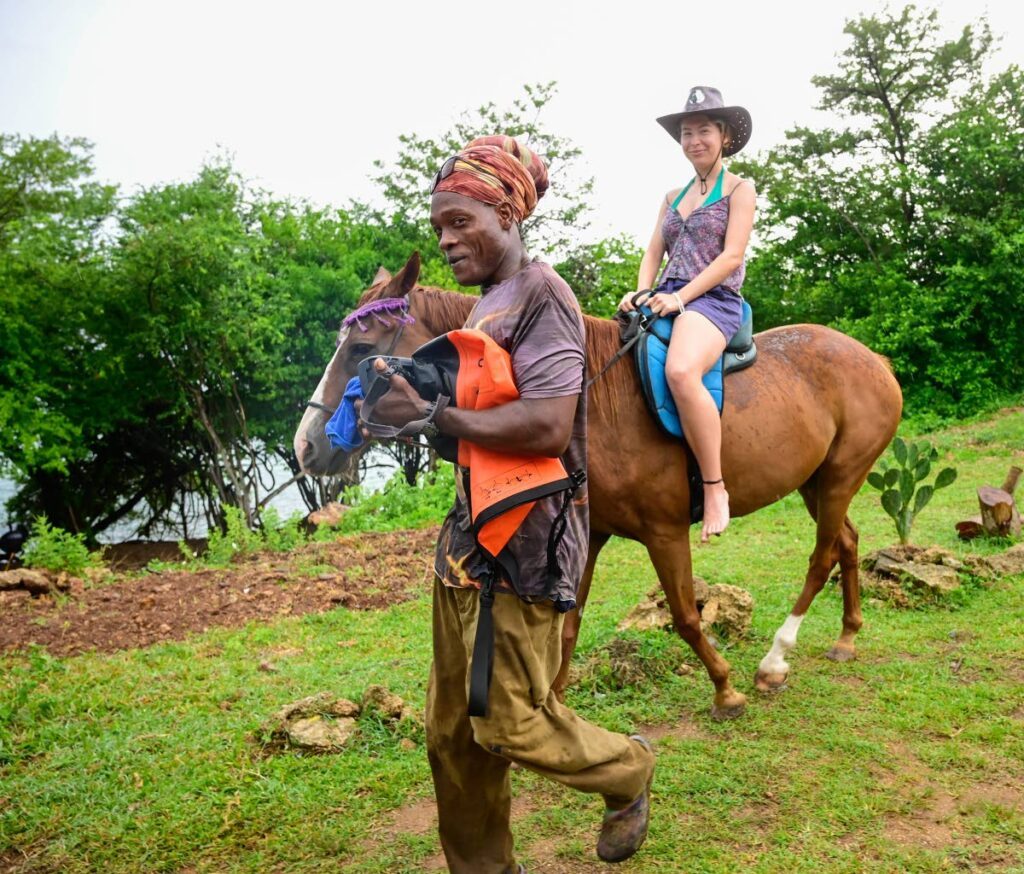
[293,252,440,475]
[294,252,480,476]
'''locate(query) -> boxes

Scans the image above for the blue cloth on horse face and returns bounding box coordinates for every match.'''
[324,376,364,452]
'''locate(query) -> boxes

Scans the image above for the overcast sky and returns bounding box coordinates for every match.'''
[1,0,1021,248]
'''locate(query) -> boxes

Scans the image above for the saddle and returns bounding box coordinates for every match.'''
[632,299,757,438]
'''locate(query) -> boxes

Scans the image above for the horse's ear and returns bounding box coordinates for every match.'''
[372,266,392,286]
[386,252,421,299]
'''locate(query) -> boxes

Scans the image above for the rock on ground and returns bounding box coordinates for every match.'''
[863,546,962,596]
[308,502,348,528]
[986,543,1024,577]
[259,686,416,754]
[0,568,72,597]
[286,714,358,751]
[362,684,416,722]
[260,692,361,753]
[617,578,752,639]
[701,584,754,639]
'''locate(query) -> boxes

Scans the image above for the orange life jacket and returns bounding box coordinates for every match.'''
[443,328,577,568]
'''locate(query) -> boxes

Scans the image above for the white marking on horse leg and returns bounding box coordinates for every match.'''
[758,614,804,676]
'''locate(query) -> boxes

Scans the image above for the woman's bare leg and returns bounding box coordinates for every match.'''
[664,312,729,542]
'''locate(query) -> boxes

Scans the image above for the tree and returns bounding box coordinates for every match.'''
[555,235,643,319]
[0,135,117,477]
[732,5,1021,417]
[371,82,594,256]
[0,141,432,538]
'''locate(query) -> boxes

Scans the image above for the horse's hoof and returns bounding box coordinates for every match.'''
[825,645,856,663]
[754,670,788,693]
[710,691,747,721]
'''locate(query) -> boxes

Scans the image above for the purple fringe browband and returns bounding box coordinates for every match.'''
[343,297,416,333]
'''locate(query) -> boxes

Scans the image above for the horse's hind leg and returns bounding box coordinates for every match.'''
[755,476,859,692]
[824,516,862,663]
[552,531,610,702]
[646,531,747,720]
[797,478,864,662]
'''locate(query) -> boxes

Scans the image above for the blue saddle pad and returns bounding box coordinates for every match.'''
[635,300,757,440]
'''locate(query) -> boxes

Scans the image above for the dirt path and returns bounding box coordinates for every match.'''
[0,528,438,657]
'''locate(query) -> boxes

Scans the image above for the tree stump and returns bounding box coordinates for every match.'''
[973,466,1021,538]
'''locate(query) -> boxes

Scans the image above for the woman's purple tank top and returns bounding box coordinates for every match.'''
[659,194,745,292]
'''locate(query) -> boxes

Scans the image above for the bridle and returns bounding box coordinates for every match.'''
[301,301,413,417]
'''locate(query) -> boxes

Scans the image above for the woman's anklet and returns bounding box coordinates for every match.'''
[703,478,724,485]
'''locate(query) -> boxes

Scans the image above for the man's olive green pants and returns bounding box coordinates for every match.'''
[426,579,655,873]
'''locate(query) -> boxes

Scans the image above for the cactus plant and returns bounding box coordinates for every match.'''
[867,437,957,545]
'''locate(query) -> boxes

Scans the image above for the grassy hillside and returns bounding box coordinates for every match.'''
[2,410,1023,873]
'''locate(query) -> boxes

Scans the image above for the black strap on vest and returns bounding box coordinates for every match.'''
[468,572,496,717]
[467,468,587,718]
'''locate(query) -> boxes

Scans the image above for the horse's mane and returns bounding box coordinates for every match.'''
[583,314,635,416]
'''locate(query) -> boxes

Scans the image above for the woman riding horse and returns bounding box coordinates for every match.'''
[621,86,755,543]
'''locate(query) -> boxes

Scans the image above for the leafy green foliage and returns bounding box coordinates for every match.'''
[867,437,957,544]
[20,516,103,576]
[0,140,435,538]
[732,6,1022,418]
[258,506,307,553]
[339,466,455,534]
[0,134,118,477]
[371,81,593,256]
[200,505,308,566]
[203,506,263,566]
[555,235,643,318]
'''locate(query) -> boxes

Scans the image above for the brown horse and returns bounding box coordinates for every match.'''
[294,253,903,719]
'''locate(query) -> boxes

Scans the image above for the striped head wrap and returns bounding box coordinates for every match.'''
[432,135,549,223]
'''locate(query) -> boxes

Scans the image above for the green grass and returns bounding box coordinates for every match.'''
[2,411,1024,872]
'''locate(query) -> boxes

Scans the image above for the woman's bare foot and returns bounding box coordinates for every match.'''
[701,480,730,543]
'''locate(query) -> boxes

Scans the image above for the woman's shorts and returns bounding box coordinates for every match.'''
[658,277,743,342]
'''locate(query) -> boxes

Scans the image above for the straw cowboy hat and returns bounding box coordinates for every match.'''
[656,86,752,157]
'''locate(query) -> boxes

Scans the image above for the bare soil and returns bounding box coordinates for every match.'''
[0,528,439,657]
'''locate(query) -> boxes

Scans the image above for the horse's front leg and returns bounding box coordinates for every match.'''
[553,531,610,702]
[646,530,747,720]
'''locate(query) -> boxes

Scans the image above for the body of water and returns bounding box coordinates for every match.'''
[0,451,397,543]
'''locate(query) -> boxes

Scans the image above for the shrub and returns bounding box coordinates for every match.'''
[867,437,957,545]
[204,506,263,566]
[259,506,306,553]
[21,516,103,576]
[339,465,455,533]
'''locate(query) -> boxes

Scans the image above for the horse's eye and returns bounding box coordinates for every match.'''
[350,343,374,357]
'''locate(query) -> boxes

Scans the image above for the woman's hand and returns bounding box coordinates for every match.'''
[646,290,685,316]
[619,289,653,312]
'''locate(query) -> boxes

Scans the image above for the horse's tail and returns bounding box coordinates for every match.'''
[874,352,896,374]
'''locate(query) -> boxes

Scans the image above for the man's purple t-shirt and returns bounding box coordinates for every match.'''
[433,260,588,608]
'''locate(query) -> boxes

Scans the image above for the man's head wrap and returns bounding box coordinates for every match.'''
[432,135,549,223]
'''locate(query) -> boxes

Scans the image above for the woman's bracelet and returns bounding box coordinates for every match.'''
[672,291,685,313]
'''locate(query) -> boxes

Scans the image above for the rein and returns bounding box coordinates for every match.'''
[586,292,655,389]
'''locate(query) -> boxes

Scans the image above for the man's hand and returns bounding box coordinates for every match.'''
[357,357,428,440]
